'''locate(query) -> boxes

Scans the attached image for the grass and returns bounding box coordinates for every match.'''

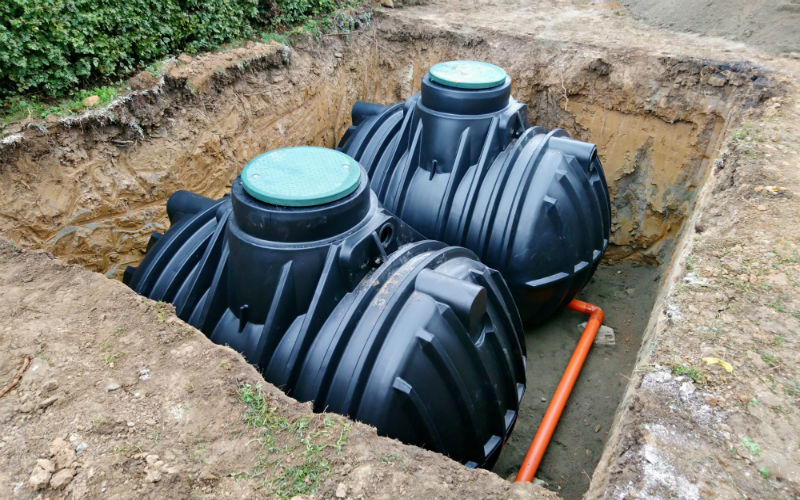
[104,352,124,365]
[761,352,777,366]
[100,338,124,365]
[730,123,763,157]
[239,384,351,498]
[1,84,125,129]
[784,379,800,396]
[271,457,331,498]
[261,32,291,45]
[769,299,787,314]
[155,301,168,322]
[742,435,761,456]
[670,363,706,384]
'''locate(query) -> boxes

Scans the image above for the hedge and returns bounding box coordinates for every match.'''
[0,0,342,100]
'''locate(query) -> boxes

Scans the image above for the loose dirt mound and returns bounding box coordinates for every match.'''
[621,0,800,55]
[589,81,800,500]
[0,242,551,499]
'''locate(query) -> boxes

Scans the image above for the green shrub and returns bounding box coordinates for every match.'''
[267,0,337,27]
[0,0,345,102]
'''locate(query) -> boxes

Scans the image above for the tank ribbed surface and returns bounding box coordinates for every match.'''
[124,152,526,467]
[338,66,611,324]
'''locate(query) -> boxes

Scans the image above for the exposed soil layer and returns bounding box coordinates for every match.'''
[588,82,800,500]
[621,0,800,55]
[0,4,768,277]
[0,242,553,500]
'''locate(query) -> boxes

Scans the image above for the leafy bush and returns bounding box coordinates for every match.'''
[266,0,337,27]
[0,0,345,101]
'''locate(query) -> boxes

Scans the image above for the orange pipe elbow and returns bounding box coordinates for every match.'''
[515,299,604,483]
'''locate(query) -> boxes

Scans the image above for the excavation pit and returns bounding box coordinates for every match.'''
[0,19,771,499]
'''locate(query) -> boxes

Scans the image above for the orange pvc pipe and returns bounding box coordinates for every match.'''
[515,299,604,483]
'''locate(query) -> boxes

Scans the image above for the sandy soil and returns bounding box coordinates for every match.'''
[394,3,800,497]
[495,262,661,499]
[621,0,800,55]
[589,79,800,500]
[0,242,552,500]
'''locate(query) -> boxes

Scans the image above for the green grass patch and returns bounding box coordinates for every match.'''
[239,383,351,498]
[670,363,706,384]
[1,84,124,128]
[261,32,291,46]
[742,435,761,456]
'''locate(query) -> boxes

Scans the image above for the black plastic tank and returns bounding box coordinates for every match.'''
[338,61,612,324]
[123,147,526,468]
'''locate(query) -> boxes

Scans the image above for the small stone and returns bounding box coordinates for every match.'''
[127,421,135,427]
[51,438,76,469]
[50,468,76,489]
[540,396,546,402]
[334,52,343,58]
[75,442,88,453]
[38,396,59,409]
[19,401,35,413]
[271,74,285,84]
[757,205,767,211]
[381,0,394,6]
[335,482,347,498]
[37,459,56,473]
[42,379,59,393]
[128,71,159,91]
[145,469,162,483]
[145,454,159,465]
[138,368,150,381]
[82,95,100,107]
[177,53,192,64]
[594,425,601,433]
[707,73,727,87]
[29,461,53,490]
[105,381,121,392]
[199,469,218,481]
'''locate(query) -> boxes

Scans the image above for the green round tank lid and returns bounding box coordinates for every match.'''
[428,60,508,89]
[241,147,361,207]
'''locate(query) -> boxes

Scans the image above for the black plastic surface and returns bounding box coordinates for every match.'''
[338,72,611,324]
[124,164,526,468]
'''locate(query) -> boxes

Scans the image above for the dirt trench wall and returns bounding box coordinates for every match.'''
[0,20,768,277]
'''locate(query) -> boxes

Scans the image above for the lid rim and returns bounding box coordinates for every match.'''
[428,60,508,90]
[241,147,362,208]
